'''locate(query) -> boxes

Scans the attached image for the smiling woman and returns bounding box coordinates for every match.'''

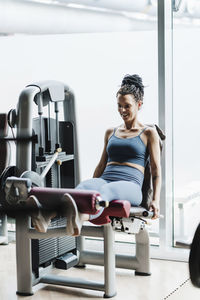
[74,74,162,225]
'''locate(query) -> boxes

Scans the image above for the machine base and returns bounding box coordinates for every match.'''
[104,292,117,298]
[16,291,34,296]
[135,271,151,276]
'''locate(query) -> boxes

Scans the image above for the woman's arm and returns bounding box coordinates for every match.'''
[147,128,162,219]
[93,128,113,178]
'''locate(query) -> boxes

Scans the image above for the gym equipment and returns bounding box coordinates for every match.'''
[0,113,13,245]
[21,147,62,187]
[189,223,200,287]
[2,81,165,298]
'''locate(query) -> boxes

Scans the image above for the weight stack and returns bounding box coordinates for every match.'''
[31,118,77,277]
[32,217,77,278]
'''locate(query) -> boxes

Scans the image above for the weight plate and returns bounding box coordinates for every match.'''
[0,166,18,191]
[0,166,18,216]
[20,170,44,187]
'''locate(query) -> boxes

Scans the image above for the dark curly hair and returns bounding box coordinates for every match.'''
[117,74,144,102]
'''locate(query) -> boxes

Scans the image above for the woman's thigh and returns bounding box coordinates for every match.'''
[100,180,142,206]
[76,178,107,192]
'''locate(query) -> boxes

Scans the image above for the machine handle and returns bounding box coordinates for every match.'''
[40,148,62,179]
[142,210,164,219]
[95,196,109,210]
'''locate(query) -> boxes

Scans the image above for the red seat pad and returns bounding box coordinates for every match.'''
[89,200,131,225]
[30,187,101,214]
[104,200,131,218]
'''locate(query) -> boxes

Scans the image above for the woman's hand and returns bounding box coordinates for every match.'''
[149,200,160,219]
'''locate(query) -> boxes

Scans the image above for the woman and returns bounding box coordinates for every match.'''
[28,74,161,235]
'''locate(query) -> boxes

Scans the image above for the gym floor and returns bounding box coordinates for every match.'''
[0,241,199,300]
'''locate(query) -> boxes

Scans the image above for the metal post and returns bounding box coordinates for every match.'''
[16,215,33,295]
[157,0,173,249]
[15,85,40,295]
[16,86,40,174]
[76,235,86,267]
[135,228,151,275]
[63,88,80,186]
[54,102,60,148]
[0,214,8,245]
[103,224,117,298]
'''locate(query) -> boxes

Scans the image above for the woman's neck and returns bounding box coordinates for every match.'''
[123,118,140,130]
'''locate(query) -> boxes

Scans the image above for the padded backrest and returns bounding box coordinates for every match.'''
[141,124,165,209]
[0,114,10,175]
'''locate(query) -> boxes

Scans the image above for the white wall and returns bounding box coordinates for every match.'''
[0,31,158,179]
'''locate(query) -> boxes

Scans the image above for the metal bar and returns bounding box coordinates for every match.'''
[80,250,139,270]
[57,163,61,188]
[16,86,40,174]
[76,235,86,267]
[116,254,139,270]
[80,225,104,237]
[103,224,116,297]
[54,101,61,187]
[40,275,105,292]
[16,216,33,295]
[15,85,40,295]
[40,150,60,179]
[0,136,37,142]
[28,224,104,239]
[28,226,67,239]
[47,101,51,152]
[157,0,173,249]
[63,89,80,186]
[54,102,60,148]
[80,250,104,266]
[36,154,74,168]
[38,94,44,150]
[0,214,8,245]
[135,228,150,274]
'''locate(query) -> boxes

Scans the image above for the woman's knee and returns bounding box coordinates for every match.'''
[100,181,142,206]
[76,178,107,191]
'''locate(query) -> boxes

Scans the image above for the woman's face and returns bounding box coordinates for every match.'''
[117,94,141,122]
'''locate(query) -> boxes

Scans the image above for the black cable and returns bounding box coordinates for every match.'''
[163,278,190,299]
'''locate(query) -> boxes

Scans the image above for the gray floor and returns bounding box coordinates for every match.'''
[0,241,200,300]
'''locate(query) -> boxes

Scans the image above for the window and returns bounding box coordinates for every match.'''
[172,0,200,249]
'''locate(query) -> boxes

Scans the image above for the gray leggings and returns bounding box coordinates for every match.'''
[76,177,142,207]
[76,165,144,220]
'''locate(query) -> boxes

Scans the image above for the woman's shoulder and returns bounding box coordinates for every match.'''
[104,127,115,141]
[105,127,115,134]
[105,127,115,136]
[144,126,159,141]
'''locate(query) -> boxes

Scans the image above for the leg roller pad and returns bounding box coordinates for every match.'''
[30,187,101,214]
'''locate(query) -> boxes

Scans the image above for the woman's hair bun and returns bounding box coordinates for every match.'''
[117,74,144,101]
[121,74,144,90]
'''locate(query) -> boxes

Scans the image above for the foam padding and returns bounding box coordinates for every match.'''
[30,187,101,214]
[89,199,131,225]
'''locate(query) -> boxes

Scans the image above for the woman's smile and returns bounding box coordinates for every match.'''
[121,113,129,119]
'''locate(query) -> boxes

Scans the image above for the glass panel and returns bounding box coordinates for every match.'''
[173,0,200,247]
